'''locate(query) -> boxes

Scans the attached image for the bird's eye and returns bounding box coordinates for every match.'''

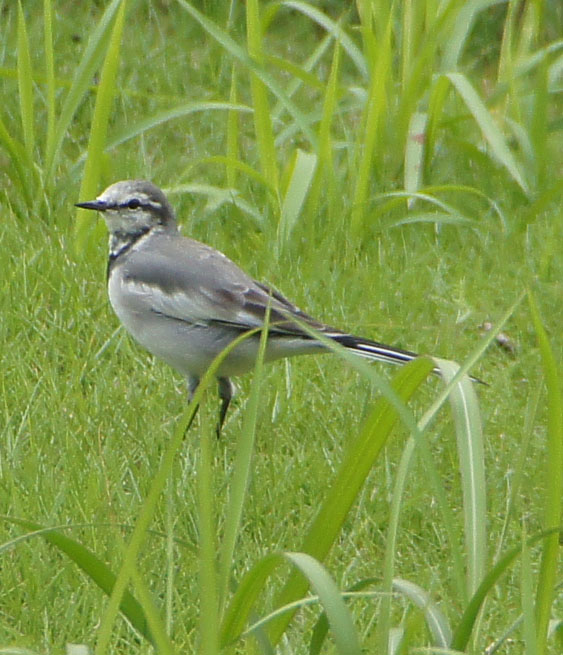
[127,198,141,209]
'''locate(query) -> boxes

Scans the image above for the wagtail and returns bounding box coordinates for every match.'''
[76,180,459,433]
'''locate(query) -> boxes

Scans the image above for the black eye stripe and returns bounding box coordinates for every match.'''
[116,199,162,211]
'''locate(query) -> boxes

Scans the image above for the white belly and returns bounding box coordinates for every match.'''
[108,271,323,380]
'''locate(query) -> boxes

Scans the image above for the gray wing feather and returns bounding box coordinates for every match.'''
[120,234,327,337]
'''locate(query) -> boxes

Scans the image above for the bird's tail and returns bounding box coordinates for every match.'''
[330,333,421,367]
[329,332,484,385]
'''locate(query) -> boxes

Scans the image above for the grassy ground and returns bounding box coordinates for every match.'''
[1,1,563,653]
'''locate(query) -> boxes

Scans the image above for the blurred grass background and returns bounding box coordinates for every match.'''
[1,0,563,652]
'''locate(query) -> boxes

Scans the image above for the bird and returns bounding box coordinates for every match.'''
[76,180,466,435]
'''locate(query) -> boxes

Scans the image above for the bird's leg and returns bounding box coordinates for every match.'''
[217,377,234,438]
[184,376,200,434]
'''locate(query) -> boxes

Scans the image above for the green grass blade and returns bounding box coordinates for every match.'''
[419,292,526,433]
[446,72,529,195]
[218,305,270,615]
[110,102,252,151]
[309,579,379,655]
[45,0,123,180]
[0,519,152,644]
[425,73,450,174]
[246,0,279,190]
[392,578,452,647]
[525,178,563,224]
[169,182,265,228]
[496,0,519,87]
[226,65,239,189]
[381,294,526,650]
[356,0,377,70]
[92,400,199,653]
[350,14,392,238]
[274,313,427,438]
[436,358,487,599]
[390,211,473,227]
[442,0,502,70]
[17,1,34,160]
[197,406,220,655]
[308,38,340,219]
[271,31,333,121]
[220,553,280,645]
[191,155,276,198]
[93,329,259,654]
[530,57,549,193]
[372,189,474,226]
[283,552,361,655]
[66,101,253,180]
[495,380,543,563]
[0,114,33,207]
[399,0,414,91]
[43,0,56,177]
[528,290,563,654]
[268,358,433,643]
[94,403,204,651]
[422,183,508,228]
[377,370,471,654]
[222,552,362,653]
[451,529,562,651]
[278,149,317,251]
[128,565,175,653]
[177,0,317,151]
[74,0,127,253]
[280,1,368,78]
[520,526,537,655]
[265,54,323,92]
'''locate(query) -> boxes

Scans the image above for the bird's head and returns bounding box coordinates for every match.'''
[76,180,177,236]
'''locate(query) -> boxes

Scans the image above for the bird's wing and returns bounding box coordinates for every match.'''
[119,235,326,337]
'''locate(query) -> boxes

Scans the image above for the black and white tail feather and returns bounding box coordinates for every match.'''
[330,332,420,366]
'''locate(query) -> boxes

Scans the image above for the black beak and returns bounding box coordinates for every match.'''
[75,200,107,211]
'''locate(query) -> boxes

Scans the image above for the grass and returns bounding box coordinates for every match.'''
[1,0,563,653]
